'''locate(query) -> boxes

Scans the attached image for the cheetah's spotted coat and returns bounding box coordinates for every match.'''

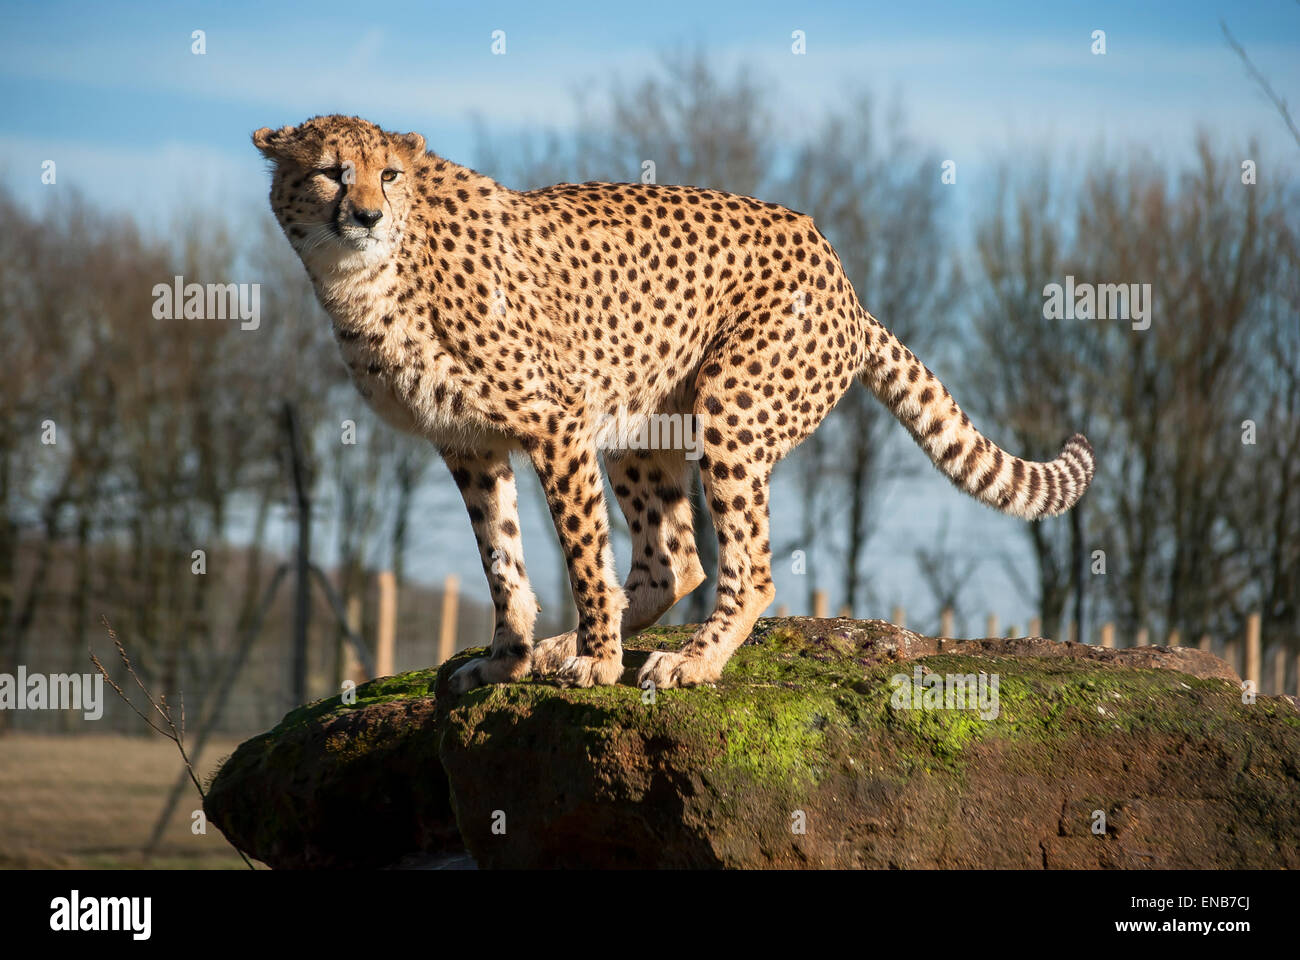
[254,116,1095,692]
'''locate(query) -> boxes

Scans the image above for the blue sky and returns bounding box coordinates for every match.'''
[3,1,1298,632]
[3,0,1297,222]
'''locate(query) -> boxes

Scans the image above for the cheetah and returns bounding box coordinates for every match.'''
[253,115,1095,693]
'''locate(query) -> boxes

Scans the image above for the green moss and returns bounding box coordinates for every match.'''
[272,668,441,733]
[653,686,841,784]
[262,618,1296,788]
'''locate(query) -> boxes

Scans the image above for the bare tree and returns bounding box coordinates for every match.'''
[968,139,1297,647]
[779,95,959,615]
[965,164,1102,641]
[915,517,980,636]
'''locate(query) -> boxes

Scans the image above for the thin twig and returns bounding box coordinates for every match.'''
[1221,19,1300,150]
[91,616,255,869]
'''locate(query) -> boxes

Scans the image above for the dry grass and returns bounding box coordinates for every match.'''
[0,733,259,869]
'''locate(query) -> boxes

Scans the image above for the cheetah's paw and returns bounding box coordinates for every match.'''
[531,631,578,675]
[449,654,529,694]
[555,655,624,688]
[637,650,720,690]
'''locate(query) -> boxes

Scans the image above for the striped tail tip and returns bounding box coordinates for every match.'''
[1034,433,1095,519]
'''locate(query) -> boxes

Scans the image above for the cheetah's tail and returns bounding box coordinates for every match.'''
[857,312,1094,521]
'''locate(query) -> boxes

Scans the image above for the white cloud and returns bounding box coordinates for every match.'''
[0,134,263,231]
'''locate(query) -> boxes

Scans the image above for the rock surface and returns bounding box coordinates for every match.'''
[206,617,1300,869]
[204,672,460,869]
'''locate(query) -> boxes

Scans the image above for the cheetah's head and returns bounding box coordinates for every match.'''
[253,115,427,270]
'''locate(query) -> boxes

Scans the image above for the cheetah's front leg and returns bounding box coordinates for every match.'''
[525,420,627,688]
[443,443,541,694]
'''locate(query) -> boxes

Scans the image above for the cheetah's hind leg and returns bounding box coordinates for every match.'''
[531,448,705,678]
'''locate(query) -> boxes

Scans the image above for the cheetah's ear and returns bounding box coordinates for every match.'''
[252,125,296,160]
[397,132,427,156]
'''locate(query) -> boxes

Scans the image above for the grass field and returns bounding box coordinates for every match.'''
[0,733,259,869]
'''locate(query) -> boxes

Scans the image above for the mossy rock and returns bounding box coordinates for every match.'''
[204,671,458,869]
[207,617,1300,869]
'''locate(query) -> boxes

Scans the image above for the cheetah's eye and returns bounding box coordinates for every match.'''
[382,169,400,183]
[316,166,344,182]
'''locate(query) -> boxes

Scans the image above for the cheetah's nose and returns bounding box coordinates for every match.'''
[352,207,383,228]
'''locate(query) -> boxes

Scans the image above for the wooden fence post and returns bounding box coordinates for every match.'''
[343,591,366,684]
[1100,623,1115,649]
[985,613,998,637]
[1166,629,1181,648]
[940,608,955,638]
[1028,617,1042,638]
[775,604,789,618]
[1272,645,1287,696]
[1135,628,1149,647]
[1223,639,1239,676]
[308,565,376,677]
[1197,634,1211,653]
[376,570,396,677]
[891,605,906,629]
[437,574,460,664]
[1244,613,1261,692]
